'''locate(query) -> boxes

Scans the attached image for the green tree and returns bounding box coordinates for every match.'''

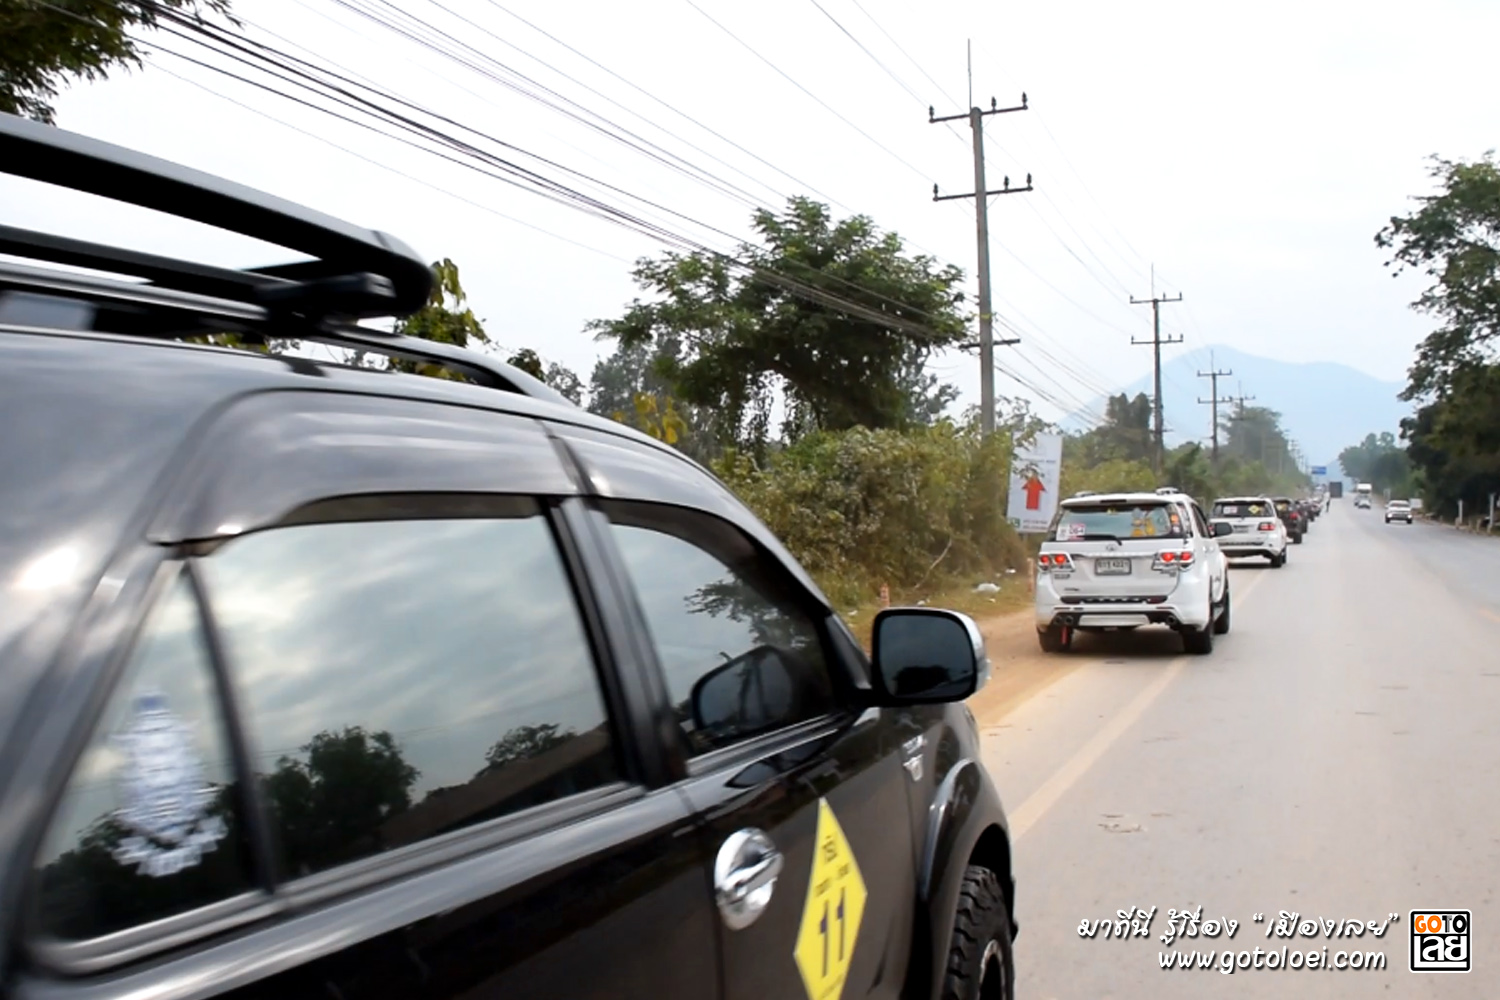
[1059,457,1157,499]
[588,336,722,460]
[589,196,968,453]
[388,258,490,380]
[1221,405,1305,487]
[1338,432,1413,495]
[1,0,233,123]
[389,258,581,397]
[1069,392,1153,467]
[1376,154,1500,401]
[1402,365,1500,516]
[479,723,574,774]
[262,726,419,877]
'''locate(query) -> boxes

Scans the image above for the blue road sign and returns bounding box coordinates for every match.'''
[1311,465,1328,476]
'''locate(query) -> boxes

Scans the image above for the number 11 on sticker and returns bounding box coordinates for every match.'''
[819,888,847,975]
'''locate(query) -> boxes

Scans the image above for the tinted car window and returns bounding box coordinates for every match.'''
[198,497,618,879]
[1049,502,1185,541]
[1212,501,1271,518]
[33,575,256,940]
[601,502,836,755]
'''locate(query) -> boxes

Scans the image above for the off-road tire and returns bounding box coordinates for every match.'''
[1213,587,1232,635]
[940,866,1015,1000]
[1037,625,1071,654]
[1270,552,1286,568]
[1183,625,1214,655]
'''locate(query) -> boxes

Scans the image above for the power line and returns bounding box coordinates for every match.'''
[150,61,633,265]
[150,30,960,345]
[138,0,1162,423]
[254,1,981,338]
[476,0,854,213]
[683,0,938,183]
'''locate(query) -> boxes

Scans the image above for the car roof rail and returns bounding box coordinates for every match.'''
[0,114,575,406]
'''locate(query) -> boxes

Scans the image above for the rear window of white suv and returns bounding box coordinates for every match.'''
[1212,500,1271,518]
[1049,501,1185,541]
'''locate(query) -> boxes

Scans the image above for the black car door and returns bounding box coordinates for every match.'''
[9,391,720,1000]
[584,496,918,1000]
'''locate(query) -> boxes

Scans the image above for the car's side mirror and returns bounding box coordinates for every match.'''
[871,608,990,705]
[1213,521,1233,537]
[690,644,801,746]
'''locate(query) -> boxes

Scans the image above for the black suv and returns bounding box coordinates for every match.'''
[0,116,1017,999]
[1271,497,1306,544]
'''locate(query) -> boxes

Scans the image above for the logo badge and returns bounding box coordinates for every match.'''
[111,692,228,878]
[1410,909,1471,973]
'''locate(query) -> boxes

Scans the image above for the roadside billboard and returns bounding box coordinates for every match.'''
[1007,431,1064,534]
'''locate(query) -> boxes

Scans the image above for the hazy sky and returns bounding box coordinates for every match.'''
[8,0,1498,427]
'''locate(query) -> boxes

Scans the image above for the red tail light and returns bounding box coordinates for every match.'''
[1258,521,1275,531]
[1153,549,1192,571]
[1038,552,1074,570]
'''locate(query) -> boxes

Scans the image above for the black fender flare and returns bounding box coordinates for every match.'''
[908,757,1014,999]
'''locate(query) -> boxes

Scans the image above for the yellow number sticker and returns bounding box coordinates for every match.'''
[794,799,868,1000]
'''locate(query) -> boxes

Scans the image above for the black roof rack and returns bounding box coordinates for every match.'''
[0,113,574,406]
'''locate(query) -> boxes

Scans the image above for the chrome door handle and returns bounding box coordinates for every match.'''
[714,828,783,930]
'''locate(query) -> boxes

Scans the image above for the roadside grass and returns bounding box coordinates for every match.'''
[838,573,1033,651]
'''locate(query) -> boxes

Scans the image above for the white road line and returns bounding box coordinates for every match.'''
[1007,568,1275,842]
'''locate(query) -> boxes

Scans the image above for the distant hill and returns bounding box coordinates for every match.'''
[1064,345,1409,471]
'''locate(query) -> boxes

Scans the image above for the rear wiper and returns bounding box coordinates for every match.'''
[1079,533,1125,543]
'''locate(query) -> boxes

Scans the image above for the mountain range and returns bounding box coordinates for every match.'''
[1063,345,1410,472]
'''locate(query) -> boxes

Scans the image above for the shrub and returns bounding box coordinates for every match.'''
[714,423,1027,607]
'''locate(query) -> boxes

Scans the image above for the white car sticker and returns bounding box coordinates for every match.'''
[111,691,228,878]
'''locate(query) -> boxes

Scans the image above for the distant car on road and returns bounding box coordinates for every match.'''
[1272,497,1307,544]
[1210,497,1289,568]
[1035,491,1232,655]
[1386,499,1414,524]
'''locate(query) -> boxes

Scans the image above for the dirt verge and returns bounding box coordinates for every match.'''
[964,608,1081,728]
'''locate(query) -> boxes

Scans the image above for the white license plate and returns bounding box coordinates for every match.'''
[1095,558,1131,575]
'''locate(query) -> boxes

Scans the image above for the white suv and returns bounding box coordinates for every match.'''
[1209,496,1290,567]
[1035,491,1232,655]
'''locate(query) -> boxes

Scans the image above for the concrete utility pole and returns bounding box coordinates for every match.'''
[1129,286,1184,473]
[1196,353,1233,463]
[1223,383,1255,461]
[929,45,1030,437]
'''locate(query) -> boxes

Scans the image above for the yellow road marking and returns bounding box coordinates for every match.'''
[1007,569,1273,842]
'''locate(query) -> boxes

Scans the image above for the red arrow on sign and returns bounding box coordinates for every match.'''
[1023,475,1046,510]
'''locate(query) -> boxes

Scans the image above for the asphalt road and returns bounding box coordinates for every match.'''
[976,501,1500,998]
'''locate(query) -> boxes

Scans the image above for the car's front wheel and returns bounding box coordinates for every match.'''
[941,866,1015,1000]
